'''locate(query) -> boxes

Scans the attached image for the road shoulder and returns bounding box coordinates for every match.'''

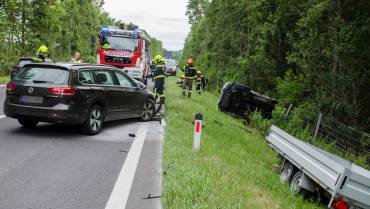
[125,121,164,209]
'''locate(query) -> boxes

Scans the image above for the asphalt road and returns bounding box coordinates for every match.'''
[0,85,163,209]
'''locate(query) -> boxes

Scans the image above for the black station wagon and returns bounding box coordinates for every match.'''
[4,63,156,135]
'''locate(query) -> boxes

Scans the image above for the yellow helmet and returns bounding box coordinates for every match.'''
[154,55,164,64]
[38,45,48,54]
[180,75,185,79]
[197,71,202,74]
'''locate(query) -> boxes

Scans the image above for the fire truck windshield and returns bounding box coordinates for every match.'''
[102,36,139,52]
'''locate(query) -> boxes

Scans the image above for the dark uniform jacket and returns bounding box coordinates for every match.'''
[152,63,165,79]
[184,64,196,78]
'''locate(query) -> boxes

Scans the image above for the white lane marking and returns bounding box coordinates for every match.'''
[105,122,149,209]
[0,115,5,119]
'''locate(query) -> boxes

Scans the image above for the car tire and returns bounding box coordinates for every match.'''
[141,98,155,122]
[18,119,38,128]
[83,105,104,135]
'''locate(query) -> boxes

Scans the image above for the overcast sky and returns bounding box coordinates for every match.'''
[103,0,191,51]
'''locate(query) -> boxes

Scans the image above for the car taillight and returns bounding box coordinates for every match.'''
[6,82,16,92]
[48,87,75,96]
[333,197,349,209]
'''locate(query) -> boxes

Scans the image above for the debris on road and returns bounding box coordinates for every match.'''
[129,133,136,137]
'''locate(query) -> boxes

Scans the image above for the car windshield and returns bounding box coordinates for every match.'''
[14,67,69,84]
[102,36,139,51]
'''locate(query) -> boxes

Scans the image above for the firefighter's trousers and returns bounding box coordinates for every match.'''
[182,78,194,98]
[196,80,202,94]
[154,77,165,104]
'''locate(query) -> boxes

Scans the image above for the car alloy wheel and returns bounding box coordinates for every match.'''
[90,108,102,132]
[83,105,104,135]
[141,99,155,121]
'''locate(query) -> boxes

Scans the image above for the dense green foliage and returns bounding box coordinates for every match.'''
[0,0,164,75]
[182,0,370,131]
[0,0,115,75]
[149,37,164,57]
[164,49,182,61]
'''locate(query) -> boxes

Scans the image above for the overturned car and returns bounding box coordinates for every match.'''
[218,82,277,119]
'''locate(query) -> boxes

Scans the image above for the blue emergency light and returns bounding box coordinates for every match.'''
[100,27,110,35]
[100,27,139,38]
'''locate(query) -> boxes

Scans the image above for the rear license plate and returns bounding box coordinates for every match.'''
[20,96,43,104]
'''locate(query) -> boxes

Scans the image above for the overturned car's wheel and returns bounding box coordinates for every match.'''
[83,105,104,135]
[18,119,38,128]
[141,98,155,122]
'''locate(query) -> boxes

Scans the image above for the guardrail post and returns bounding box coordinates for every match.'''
[312,113,323,145]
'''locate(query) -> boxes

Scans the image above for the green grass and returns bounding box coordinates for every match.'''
[163,77,324,209]
[0,75,10,84]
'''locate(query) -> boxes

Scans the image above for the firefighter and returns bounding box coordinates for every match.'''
[182,58,197,98]
[152,55,166,104]
[195,70,203,94]
[150,59,156,70]
[32,45,50,62]
[201,73,208,90]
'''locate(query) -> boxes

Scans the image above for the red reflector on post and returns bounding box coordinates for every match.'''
[195,121,201,133]
[48,87,75,95]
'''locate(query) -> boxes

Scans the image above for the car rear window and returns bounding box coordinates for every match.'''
[14,67,70,84]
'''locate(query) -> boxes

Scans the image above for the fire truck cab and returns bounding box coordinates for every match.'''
[97,27,150,80]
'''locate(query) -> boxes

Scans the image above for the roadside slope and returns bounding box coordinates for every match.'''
[163,77,323,209]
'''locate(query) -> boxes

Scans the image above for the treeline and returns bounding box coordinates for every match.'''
[0,0,113,74]
[182,0,370,131]
[0,0,164,76]
[150,37,164,58]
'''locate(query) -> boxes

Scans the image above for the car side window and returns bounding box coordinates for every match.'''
[114,71,135,87]
[78,70,94,84]
[94,69,114,85]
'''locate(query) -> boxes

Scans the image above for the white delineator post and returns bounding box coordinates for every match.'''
[193,113,203,151]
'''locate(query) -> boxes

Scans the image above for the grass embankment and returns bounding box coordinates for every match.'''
[0,75,10,84]
[163,77,324,209]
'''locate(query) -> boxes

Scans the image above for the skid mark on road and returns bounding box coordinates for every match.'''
[105,122,149,209]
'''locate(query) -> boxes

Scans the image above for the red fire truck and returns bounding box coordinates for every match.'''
[97,26,150,80]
